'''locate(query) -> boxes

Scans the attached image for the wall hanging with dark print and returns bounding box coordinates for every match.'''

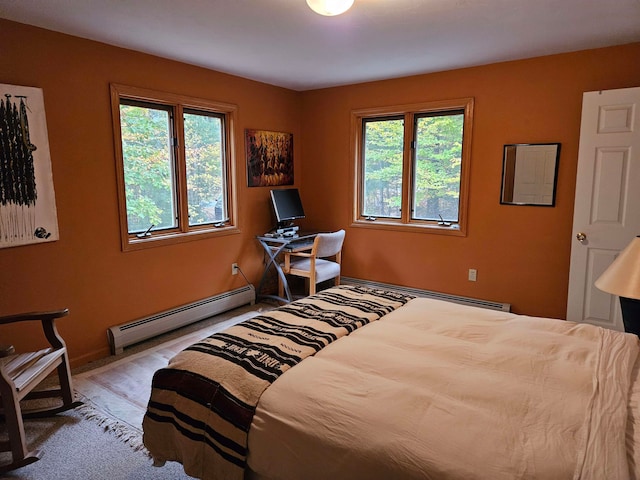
[245,129,294,187]
[0,83,59,248]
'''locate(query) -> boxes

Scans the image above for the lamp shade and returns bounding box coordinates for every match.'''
[595,236,640,300]
[306,0,354,16]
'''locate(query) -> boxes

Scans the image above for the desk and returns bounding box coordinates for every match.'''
[256,233,317,303]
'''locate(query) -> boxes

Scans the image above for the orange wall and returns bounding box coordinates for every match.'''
[1,18,639,366]
[299,44,640,319]
[0,20,301,366]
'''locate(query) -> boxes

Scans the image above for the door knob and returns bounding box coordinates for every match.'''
[576,232,587,242]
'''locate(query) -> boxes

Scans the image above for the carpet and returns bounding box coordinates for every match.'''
[0,410,194,480]
[0,302,270,479]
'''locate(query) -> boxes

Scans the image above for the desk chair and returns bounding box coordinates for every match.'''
[279,229,345,298]
[0,309,82,473]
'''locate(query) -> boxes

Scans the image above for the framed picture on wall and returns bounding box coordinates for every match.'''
[0,83,59,249]
[245,129,293,187]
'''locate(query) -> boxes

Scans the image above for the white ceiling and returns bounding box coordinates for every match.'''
[1,0,640,91]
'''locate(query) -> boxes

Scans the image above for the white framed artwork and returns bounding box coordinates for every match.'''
[0,83,59,248]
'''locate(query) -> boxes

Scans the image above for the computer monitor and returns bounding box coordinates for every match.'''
[270,188,305,228]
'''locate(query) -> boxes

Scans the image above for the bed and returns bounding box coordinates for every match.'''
[142,285,640,480]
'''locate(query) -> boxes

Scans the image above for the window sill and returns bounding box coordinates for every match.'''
[350,219,466,237]
[121,225,240,252]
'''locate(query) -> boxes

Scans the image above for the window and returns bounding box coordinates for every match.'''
[352,98,473,236]
[111,84,237,250]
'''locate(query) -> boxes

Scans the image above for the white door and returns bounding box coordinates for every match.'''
[566,86,640,330]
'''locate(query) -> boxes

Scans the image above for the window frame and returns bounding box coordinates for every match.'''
[351,98,474,237]
[110,84,238,251]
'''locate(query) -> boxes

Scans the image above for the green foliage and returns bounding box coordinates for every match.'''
[184,112,225,225]
[414,114,463,221]
[120,106,226,233]
[120,105,175,232]
[363,118,403,217]
[362,113,463,221]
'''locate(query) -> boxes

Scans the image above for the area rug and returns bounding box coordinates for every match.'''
[0,409,195,480]
[73,304,270,453]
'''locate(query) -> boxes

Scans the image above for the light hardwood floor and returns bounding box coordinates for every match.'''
[71,302,274,435]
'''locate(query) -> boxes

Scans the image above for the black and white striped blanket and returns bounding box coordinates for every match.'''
[142,285,414,480]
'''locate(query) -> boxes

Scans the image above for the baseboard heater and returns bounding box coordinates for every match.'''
[342,277,510,312]
[107,285,255,355]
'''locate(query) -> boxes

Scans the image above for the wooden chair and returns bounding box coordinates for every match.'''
[279,230,346,297]
[0,309,82,473]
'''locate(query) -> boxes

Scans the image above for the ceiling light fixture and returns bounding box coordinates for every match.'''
[306,0,354,16]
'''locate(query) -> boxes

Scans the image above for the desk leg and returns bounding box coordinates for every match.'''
[256,240,293,303]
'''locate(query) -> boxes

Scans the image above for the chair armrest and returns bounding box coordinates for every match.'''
[282,250,315,272]
[0,309,69,326]
[286,251,314,259]
[0,309,70,350]
[285,244,314,253]
[0,345,15,358]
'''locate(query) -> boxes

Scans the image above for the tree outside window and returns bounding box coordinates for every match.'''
[353,98,473,236]
[120,103,176,232]
[413,111,464,222]
[111,84,237,251]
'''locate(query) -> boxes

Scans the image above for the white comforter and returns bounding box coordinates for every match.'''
[247,298,640,480]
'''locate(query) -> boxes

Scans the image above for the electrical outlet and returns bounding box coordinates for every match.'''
[232,263,239,275]
[468,268,477,282]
